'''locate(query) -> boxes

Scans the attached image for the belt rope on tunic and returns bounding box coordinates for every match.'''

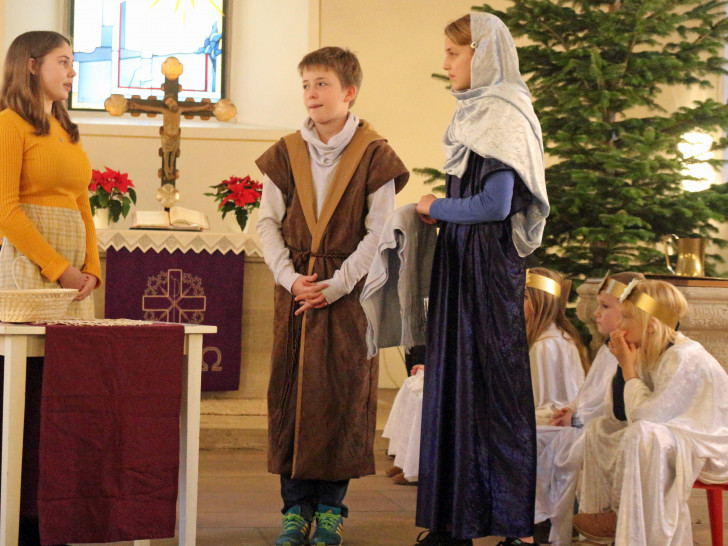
[289,246,352,265]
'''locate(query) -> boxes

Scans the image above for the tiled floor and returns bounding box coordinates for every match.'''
[75,390,727,545]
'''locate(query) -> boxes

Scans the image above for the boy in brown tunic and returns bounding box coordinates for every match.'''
[255,47,408,546]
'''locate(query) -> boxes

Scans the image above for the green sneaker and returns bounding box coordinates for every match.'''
[311,504,344,545]
[275,505,311,546]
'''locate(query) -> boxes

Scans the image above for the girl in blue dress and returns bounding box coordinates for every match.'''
[414,12,549,546]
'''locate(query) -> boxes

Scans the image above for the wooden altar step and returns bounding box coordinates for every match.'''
[200,399,268,450]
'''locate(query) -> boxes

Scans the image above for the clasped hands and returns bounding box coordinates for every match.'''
[548,406,573,427]
[58,265,96,301]
[292,273,329,316]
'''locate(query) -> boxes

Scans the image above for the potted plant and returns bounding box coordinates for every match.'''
[88,167,137,228]
[205,175,263,231]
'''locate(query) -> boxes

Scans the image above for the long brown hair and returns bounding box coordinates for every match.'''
[526,267,590,374]
[0,31,79,142]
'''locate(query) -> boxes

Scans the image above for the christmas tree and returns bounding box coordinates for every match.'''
[424,1,728,278]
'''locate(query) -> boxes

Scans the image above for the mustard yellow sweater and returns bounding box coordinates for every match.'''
[0,109,101,284]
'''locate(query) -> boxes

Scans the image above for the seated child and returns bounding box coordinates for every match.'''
[534,272,643,545]
[574,280,728,545]
[525,268,589,425]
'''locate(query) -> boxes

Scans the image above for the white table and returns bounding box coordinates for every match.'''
[0,322,216,546]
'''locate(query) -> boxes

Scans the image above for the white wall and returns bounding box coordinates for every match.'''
[229,0,314,128]
[3,0,63,51]
[0,0,4,55]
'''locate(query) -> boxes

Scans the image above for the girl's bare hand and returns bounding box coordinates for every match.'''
[75,274,97,300]
[416,194,438,224]
[609,329,638,380]
[548,407,573,427]
[58,265,85,291]
[417,212,437,225]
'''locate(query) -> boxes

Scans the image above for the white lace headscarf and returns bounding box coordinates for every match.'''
[442,12,549,257]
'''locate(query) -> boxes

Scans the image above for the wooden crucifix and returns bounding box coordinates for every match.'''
[104,57,236,207]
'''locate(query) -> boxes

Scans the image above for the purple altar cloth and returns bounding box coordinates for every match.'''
[105,247,245,391]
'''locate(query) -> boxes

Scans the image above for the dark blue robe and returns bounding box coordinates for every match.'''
[416,153,536,539]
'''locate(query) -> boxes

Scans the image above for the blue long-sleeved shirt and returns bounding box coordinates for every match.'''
[428,169,515,224]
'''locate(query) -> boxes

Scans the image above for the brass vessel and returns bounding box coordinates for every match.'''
[662,235,705,277]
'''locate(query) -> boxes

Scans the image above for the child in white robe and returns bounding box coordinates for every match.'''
[534,272,643,545]
[382,364,424,484]
[525,268,589,426]
[574,280,728,545]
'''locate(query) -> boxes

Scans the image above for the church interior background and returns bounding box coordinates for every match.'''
[1,0,727,543]
[3,0,728,454]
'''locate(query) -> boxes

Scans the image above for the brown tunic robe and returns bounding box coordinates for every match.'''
[256,120,408,480]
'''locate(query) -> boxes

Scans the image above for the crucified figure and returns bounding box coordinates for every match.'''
[104,56,236,187]
[105,93,236,181]
[134,96,212,179]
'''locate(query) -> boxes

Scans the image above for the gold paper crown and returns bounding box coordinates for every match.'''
[595,271,629,299]
[526,270,561,297]
[619,279,680,330]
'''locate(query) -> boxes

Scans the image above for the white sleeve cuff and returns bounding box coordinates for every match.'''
[321,280,348,305]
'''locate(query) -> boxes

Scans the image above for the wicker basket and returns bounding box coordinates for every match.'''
[0,289,79,323]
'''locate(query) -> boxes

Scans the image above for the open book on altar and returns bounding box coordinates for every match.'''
[131,206,209,231]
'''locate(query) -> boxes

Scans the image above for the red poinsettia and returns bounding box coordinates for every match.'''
[206,175,263,230]
[88,167,137,223]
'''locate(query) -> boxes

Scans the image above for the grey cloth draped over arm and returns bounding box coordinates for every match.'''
[360,204,438,358]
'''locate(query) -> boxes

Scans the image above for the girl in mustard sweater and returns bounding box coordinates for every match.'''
[0,31,100,546]
[0,31,100,316]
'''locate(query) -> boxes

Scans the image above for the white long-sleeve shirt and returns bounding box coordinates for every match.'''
[257,113,395,304]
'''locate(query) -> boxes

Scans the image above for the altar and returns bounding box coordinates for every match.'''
[93,229,276,449]
[0,321,216,546]
[96,230,263,391]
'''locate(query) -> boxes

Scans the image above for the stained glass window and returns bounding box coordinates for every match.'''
[70,0,227,110]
